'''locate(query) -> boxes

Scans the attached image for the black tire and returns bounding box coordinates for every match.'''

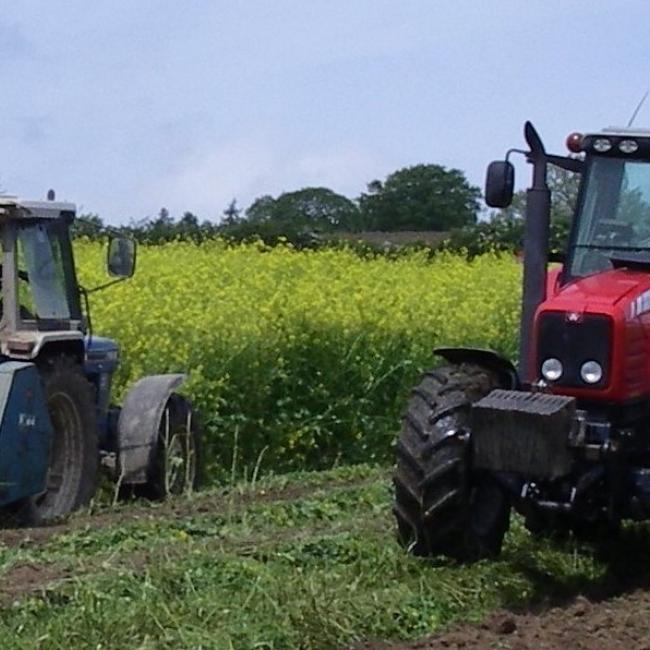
[17,356,98,524]
[393,363,510,561]
[137,394,202,500]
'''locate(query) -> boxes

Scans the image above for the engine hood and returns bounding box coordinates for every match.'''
[547,268,650,311]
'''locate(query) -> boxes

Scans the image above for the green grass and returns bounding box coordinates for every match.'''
[0,464,647,649]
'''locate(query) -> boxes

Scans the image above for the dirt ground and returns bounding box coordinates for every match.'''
[358,591,650,650]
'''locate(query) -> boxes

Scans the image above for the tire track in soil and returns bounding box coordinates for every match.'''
[0,474,388,605]
[356,591,650,649]
[0,472,387,549]
[0,517,388,607]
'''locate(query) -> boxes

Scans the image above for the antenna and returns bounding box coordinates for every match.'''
[627,90,649,127]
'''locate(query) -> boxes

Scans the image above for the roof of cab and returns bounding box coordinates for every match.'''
[597,126,650,137]
[0,196,76,218]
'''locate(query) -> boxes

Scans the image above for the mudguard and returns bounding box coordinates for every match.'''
[116,373,186,484]
[434,347,520,389]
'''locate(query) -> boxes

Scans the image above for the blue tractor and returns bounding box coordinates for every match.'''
[0,195,201,523]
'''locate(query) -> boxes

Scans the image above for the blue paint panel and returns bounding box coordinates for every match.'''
[83,336,119,376]
[84,336,119,446]
[0,362,53,506]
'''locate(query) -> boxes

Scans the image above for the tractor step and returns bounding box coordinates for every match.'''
[470,389,576,480]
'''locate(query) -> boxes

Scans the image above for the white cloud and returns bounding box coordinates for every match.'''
[139,140,385,221]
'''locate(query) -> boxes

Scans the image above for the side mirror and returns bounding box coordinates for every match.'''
[107,236,136,278]
[485,160,515,208]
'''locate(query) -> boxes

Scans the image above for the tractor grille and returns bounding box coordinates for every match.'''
[537,311,612,388]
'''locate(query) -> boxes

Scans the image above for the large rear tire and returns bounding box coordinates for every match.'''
[17,356,99,524]
[393,363,510,561]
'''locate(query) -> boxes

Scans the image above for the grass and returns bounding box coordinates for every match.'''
[1,464,648,649]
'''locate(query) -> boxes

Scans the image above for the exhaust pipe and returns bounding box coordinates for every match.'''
[519,122,551,383]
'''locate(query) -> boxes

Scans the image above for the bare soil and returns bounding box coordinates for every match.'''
[0,563,72,606]
[358,591,650,650]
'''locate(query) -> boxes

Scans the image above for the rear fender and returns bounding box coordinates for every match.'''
[434,347,519,389]
[116,374,186,484]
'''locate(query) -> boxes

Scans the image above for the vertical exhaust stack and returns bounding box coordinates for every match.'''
[519,121,551,383]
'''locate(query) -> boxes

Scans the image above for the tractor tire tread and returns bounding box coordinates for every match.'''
[393,363,510,561]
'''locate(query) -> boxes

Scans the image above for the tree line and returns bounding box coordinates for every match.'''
[75,163,481,243]
[75,162,578,255]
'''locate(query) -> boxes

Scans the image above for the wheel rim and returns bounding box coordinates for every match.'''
[36,390,83,515]
[161,405,196,495]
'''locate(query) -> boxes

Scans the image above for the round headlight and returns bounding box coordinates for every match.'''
[541,358,563,382]
[619,139,639,154]
[593,138,612,153]
[580,360,603,384]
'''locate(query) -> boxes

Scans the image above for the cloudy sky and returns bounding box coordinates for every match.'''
[1,1,649,224]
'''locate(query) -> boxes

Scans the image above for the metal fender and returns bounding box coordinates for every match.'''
[117,373,186,484]
[434,347,520,389]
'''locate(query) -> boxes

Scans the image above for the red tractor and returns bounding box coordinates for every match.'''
[394,121,650,559]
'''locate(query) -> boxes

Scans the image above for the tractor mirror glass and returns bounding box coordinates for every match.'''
[107,236,136,278]
[485,160,515,208]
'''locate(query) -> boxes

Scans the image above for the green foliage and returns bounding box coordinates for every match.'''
[246,187,360,230]
[123,208,221,244]
[445,164,580,257]
[219,187,362,245]
[71,213,105,240]
[443,213,523,258]
[359,164,481,232]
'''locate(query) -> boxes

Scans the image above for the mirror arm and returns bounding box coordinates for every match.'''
[508,149,583,175]
[79,285,93,340]
[86,277,127,294]
[505,148,528,162]
[545,154,583,174]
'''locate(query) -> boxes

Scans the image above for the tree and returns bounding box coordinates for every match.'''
[496,164,580,253]
[358,164,481,232]
[444,163,581,257]
[245,195,276,223]
[222,199,241,225]
[244,187,360,231]
[72,213,105,239]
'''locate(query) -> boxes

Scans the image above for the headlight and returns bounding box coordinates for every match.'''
[593,138,612,152]
[541,358,563,381]
[580,360,603,384]
[619,139,639,154]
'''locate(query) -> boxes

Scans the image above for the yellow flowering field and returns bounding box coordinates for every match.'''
[75,240,521,477]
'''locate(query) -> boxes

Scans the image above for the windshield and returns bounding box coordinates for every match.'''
[16,221,81,323]
[568,157,650,277]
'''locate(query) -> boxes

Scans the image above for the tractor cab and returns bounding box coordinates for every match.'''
[0,197,134,363]
[564,129,650,280]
